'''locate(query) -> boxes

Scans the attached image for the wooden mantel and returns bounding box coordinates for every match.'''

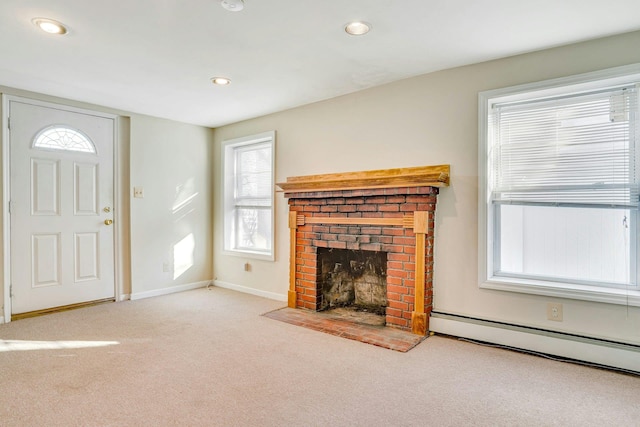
[276,164,450,194]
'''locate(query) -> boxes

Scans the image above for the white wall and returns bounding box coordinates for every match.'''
[212,30,640,346]
[129,115,213,296]
[0,86,214,314]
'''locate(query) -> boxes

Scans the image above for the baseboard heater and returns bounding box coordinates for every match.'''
[429,311,640,374]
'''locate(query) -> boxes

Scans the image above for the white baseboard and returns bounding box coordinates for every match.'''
[213,280,287,302]
[129,280,211,301]
[430,313,640,374]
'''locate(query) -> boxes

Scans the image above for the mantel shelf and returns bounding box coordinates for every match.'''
[276,164,450,195]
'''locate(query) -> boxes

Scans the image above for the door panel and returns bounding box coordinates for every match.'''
[10,100,115,314]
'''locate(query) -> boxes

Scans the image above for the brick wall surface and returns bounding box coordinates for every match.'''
[287,186,439,332]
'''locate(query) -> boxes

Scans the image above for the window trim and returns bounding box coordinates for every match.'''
[222,131,275,261]
[478,63,640,307]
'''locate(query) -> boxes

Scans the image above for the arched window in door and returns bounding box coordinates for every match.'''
[33,125,96,154]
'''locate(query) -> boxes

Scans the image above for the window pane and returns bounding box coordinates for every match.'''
[33,125,96,153]
[236,144,272,199]
[497,204,632,286]
[234,208,272,252]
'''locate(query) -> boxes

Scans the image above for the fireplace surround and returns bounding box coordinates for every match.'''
[277,165,449,335]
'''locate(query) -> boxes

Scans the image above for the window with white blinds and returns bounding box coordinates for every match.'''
[479,65,640,305]
[223,131,275,260]
[490,86,638,209]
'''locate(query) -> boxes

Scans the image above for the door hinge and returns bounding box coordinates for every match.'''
[9,284,13,298]
[8,201,12,214]
[7,116,10,130]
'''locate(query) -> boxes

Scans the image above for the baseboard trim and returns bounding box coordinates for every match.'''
[213,280,287,302]
[429,312,640,374]
[129,280,211,301]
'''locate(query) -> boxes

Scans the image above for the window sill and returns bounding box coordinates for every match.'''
[481,276,640,307]
[221,248,274,262]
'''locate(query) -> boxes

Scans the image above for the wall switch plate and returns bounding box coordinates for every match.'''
[244,262,251,272]
[133,186,144,198]
[547,302,563,322]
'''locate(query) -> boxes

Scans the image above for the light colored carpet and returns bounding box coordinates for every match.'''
[0,286,639,426]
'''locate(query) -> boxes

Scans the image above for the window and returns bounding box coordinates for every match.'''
[33,125,96,153]
[479,65,640,305]
[223,131,275,260]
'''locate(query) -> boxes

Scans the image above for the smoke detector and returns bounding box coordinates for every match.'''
[220,0,244,12]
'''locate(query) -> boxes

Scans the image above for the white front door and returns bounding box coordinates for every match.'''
[9,99,115,314]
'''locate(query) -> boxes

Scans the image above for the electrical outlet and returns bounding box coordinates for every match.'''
[547,302,563,322]
[133,186,144,198]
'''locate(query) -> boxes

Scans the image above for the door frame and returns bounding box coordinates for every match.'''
[1,95,125,323]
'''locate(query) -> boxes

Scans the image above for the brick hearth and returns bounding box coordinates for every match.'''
[277,165,449,335]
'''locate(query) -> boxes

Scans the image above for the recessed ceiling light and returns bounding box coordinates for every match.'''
[211,77,231,86]
[32,18,68,35]
[220,0,244,12]
[345,21,371,36]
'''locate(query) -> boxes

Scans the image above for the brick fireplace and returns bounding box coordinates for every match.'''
[277,165,449,335]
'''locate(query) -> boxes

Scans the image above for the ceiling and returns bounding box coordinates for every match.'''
[1,1,640,128]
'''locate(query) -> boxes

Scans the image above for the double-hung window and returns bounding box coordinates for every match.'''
[223,131,275,260]
[479,65,640,305]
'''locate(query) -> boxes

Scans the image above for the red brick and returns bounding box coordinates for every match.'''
[387,261,403,270]
[400,203,418,212]
[320,205,338,213]
[382,227,405,236]
[338,205,357,213]
[366,196,386,204]
[329,226,348,234]
[338,234,357,242]
[386,307,402,318]
[379,204,400,212]
[381,244,404,253]
[303,205,320,212]
[387,300,409,310]
[385,316,408,327]
[370,236,391,245]
[328,240,347,249]
[387,284,406,294]
[312,225,330,233]
[388,253,410,262]
[347,197,365,204]
[385,196,406,203]
[357,204,377,212]
[321,233,338,241]
[393,236,415,245]
[357,235,371,244]
[327,198,346,205]
[362,212,383,218]
[299,294,316,303]
[360,243,381,251]
[387,268,408,279]
[361,227,382,235]
[313,240,328,248]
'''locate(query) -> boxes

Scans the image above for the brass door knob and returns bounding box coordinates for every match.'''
[104,219,113,225]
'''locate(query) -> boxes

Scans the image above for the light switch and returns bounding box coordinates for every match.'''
[133,187,144,198]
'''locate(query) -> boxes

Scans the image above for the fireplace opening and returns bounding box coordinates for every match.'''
[317,248,387,323]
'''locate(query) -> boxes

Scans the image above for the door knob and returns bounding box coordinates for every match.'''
[104,219,113,225]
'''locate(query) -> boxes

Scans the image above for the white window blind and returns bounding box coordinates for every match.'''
[490,85,639,209]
